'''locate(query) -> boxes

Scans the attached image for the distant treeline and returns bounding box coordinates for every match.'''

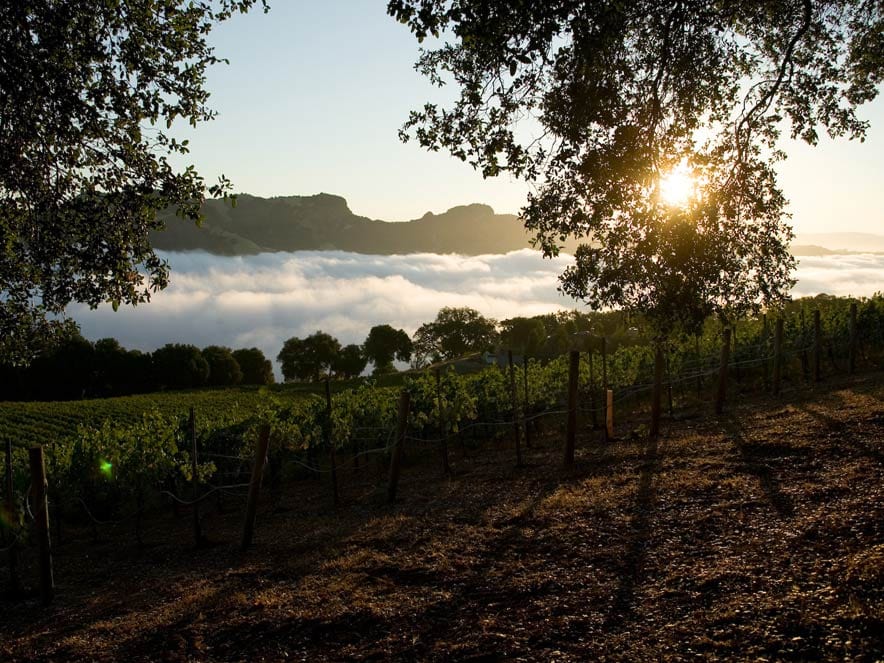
[3,293,881,402]
[0,341,274,402]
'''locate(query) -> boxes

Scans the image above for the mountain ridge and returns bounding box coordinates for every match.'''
[151,193,883,257]
[151,193,554,256]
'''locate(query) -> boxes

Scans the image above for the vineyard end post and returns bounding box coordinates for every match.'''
[325,378,339,508]
[773,318,784,396]
[189,407,203,547]
[849,302,858,374]
[605,389,614,440]
[651,340,664,438]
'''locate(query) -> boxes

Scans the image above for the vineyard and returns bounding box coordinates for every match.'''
[1,296,883,614]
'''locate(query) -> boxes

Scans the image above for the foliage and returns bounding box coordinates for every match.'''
[413,306,498,366]
[3,294,881,532]
[202,346,243,386]
[152,344,210,390]
[0,0,268,362]
[277,331,342,382]
[333,344,369,379]
[26,332,96,401]
[363,324,414,373]
[405,368,478,436]
[232,347,275,385]
[498,317,546,356]
[389,1,884,333]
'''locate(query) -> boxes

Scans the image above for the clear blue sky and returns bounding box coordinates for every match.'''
[171,2,884,235]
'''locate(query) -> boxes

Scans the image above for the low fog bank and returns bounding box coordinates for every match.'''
[70,250,884,376]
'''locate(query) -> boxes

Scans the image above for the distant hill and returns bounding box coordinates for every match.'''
[150,193,563,256]
[793,232,884,254]
[790,245,838,257]
[151,195,883,257]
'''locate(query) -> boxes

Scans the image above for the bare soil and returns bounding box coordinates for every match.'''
[2,372,883,662]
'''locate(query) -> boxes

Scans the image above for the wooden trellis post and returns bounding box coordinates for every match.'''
[325,379,339,508]
[813,309,822,383]
[651,341,664,437]
[508,351,523,467]
[715,327,731,415]
[773,317,784,396]
[387,391,410,504]
[762,314,770,390]
[605,390,614,439]
[564,350,579,467]
[522,358,532,448]
[849,302,858,374]
[29,446,53,605]
[189,407,203,547]
[241,425,270,551]
[5,439,20,596]
[435,369,451,475]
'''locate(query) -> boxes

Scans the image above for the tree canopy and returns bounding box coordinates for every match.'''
[498,316,547,356]
[333,344,369,379]
[202,346,243,386]
[152,343,210,390]
[389,0,884,333]
[277,331,342,382]
[0,0,267,363]
[413,306,498,365]
[363,324,414,373]
[231,348,275,386]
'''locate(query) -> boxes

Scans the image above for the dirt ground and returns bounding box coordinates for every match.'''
[2,372,883,662]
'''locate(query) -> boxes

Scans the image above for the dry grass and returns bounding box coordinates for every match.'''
[1,372,882,661]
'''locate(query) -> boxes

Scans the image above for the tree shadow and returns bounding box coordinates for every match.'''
[603,433,660,629]
[720,415,794,518]
[197,476,568,661]
[794,399,884,464]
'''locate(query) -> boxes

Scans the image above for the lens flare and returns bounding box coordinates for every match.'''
[100,460,113,476]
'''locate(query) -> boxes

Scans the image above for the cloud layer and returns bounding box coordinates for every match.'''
[70,250,884,373]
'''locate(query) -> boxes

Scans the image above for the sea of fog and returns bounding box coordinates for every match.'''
[70,249,884,373]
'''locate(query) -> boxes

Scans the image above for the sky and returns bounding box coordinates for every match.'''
[168,2,884,234]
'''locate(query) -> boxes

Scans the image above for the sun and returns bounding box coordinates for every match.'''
[659,163,698,208]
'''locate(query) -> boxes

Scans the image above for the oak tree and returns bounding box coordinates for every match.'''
[363,324,414,374]
[0,1,267,362]
[413,306,497,365]
[277,331,342,382]
[391,0,883,432]
[232,347,275,385]
[389,0,883,333]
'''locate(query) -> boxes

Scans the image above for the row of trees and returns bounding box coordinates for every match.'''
[277,324,414,382]
[276,293,884,385]
[0,337,274,402]
[4,295,876,400]
[276,306,657,383]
